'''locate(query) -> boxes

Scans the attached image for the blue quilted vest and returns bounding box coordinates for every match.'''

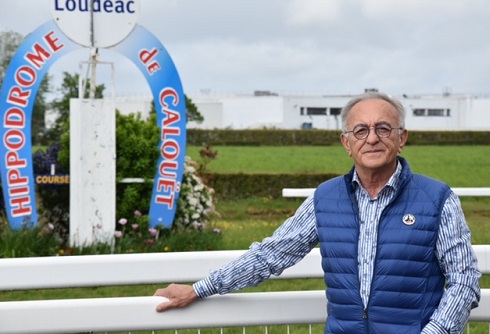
[314,157,450,334]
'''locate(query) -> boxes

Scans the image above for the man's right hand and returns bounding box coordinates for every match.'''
[154,283,199,312]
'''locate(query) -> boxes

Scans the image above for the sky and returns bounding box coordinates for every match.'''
[1,0,490,98]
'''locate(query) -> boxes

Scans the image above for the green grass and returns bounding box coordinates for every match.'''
[187,145,352,174]
[187,145,490,186]
[2,145,490,333]
[402,146,490,186]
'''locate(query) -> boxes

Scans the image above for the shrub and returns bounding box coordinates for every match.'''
[115,110,160,219]
[22,110,221,256]
[174,156,218,230]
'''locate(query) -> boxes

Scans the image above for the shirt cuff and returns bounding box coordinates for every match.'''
[192,277,218,300]
[421,321,448,334]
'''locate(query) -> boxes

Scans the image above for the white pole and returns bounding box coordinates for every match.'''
[69,98,116,246]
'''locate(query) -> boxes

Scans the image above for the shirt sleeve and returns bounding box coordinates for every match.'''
[423,191,481,333]
[421,320,449,334]
[193,195,318,299]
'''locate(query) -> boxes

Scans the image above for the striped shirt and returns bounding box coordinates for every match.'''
[194,162,480,334]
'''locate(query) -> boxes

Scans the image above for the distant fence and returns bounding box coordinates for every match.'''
[282,187,490,198]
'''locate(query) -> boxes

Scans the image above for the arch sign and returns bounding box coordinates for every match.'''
[0,0,186,229]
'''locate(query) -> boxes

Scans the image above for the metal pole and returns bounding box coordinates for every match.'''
[89,0,97,99]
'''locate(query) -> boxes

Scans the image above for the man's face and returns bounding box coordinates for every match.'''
[341,98,408,173]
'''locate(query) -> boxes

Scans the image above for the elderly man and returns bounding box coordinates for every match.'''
[154,91,481,334]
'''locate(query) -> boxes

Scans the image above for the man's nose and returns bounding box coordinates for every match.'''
[365,127,380,143]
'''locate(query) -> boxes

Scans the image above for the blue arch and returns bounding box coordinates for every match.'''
[0,21,186,229]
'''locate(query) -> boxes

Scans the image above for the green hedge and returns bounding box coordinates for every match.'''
[187,129,490,146]
[188,129,341,146]
[405,131,490,145]
[206,173,339,200]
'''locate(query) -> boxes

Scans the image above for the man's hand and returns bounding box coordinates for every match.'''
[154,283,199,312]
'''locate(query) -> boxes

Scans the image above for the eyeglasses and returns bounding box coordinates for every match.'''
[344,123,403,140]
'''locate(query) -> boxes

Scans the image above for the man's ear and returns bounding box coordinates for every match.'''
[398,129,408,153]
[341,133,352,156]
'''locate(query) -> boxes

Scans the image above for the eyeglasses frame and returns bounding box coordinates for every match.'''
[343,123,404,140]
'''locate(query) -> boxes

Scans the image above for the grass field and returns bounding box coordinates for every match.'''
[2,145,490,333]
[187,145,490,187]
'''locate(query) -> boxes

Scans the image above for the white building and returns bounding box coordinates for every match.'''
[187,90,490,131]
[111,90,490,131]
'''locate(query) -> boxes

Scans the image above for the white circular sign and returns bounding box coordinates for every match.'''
[52,0,140,48]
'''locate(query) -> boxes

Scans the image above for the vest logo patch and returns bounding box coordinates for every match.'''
[402,214,416,226]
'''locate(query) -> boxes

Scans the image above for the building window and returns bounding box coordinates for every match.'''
[428,109,445,116]
[300,107,344,116]
[413,108,451,117]
[306,107,327,115]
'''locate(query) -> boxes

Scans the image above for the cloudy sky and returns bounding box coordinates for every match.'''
[1,0,490,98]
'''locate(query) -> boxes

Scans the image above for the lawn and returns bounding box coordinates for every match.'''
[187,145,490,187]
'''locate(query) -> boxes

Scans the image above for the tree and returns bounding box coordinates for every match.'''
[0,30,52,145]
[149,94,204,123]
[0,31,24,83]
[32,77,51,145]
[185,95,204,123]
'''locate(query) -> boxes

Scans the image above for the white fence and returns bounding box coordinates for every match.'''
[282,187,490,198]
[0,247,489,334]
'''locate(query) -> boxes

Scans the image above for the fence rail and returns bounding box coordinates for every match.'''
[0,246,489,334]
[282,187,490,198]
[0,249,321,291]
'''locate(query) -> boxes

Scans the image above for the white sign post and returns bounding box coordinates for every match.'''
[69,98,116,246]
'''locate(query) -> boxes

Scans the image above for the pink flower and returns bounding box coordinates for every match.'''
[118,218,128,225]
[134,210,142,217]
[132,224,139,230]
[146,239,154,245]
[148,228,158,237]
[114,231,123,238]
[213,228,221,235]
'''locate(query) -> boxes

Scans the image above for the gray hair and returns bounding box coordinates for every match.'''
[340,92,406,131]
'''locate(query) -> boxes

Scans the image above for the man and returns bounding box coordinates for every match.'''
[154,92,481,333]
